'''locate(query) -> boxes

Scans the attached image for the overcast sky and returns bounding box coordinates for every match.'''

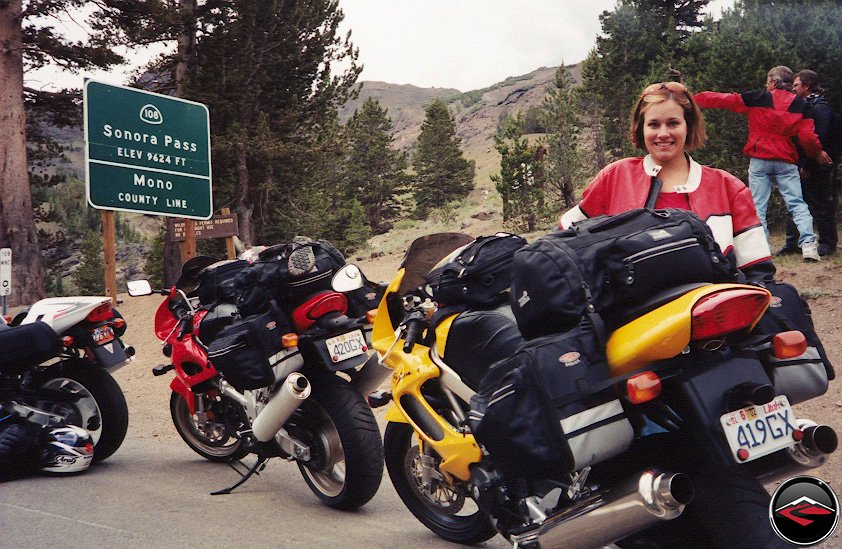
[27,0,735,93]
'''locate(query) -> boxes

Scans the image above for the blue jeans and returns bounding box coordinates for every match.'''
[748,157,815,246]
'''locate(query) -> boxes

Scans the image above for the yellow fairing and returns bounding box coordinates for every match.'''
[605,283,770,375]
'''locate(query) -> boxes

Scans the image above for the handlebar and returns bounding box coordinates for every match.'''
[402,310,426,353]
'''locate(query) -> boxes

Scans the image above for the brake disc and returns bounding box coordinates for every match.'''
[404,444,466,515]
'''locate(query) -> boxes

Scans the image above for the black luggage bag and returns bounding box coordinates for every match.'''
[194,259,250,305]
[511,208,736,339]
[426,233,527,307]
[469,319,633,479]
[752,281,834,404]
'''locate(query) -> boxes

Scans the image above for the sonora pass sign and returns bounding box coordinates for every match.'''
[84,80,213,219]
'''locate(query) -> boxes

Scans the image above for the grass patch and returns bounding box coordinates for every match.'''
[798,288,838,300]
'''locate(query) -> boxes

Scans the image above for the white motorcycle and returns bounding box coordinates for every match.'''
[1,296,134,463]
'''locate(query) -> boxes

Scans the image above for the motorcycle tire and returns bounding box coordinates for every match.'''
[170,391,249,462]
[384,421,497,545]
[37,364,128,462]
[294,375,383,509]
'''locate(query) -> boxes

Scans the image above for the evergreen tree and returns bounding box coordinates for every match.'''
[72,232,105,295]
[540,65,587,209]
[345,98,408,233]
[145,226,167,289]
[491,114,545,231]
[412,99,475,218]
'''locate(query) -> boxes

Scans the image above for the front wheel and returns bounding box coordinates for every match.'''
[170,391,249,462]
[37,364,128,462]
[384,421,497,544]
[293,376,383,509]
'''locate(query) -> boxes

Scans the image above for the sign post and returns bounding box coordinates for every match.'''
[0,248,10,316]
[84,80,213,298]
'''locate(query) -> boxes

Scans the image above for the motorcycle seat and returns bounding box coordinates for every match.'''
[0,321,60,375]
[441,304,525,390]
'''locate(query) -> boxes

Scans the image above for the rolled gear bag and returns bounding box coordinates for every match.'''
[751,281,834,404]
[468,318,633,479]
[235,237,346,317]
[511,208,736,339]
[193,259,250,306]
[426,233,527,307]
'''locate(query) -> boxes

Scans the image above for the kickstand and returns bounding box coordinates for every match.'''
[210,455,268,496]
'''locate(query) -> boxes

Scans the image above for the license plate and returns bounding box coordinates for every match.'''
[325,330,367,363]
[91,325,115,345]
[720,395,798,463]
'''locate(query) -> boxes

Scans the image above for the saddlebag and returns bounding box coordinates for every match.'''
[469,319,633,478]
[426,233,527,307]
[511,208,736,339]
[235,238,346,317]
[207,305,292,392]
[0,322,60,375]
[752,281,834,404]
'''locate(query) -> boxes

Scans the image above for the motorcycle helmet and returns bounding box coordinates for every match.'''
[39,425,94,474]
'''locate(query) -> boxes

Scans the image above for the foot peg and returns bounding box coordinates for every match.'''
[152,363,175,376]
[367,389,393,408]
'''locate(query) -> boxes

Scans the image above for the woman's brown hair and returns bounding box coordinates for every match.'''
[629,82,707,151]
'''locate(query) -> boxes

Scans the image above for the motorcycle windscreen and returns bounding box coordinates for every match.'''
[397,233,474,296]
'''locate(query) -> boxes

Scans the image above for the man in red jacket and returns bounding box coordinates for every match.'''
[695,66,831,261]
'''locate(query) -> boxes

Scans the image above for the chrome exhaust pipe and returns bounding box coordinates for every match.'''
[350,353,392,398]
[511,469,694,549]
[252,373,311,442]
[749,420,838,486]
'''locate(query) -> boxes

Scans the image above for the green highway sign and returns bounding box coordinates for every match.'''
[84,80,213,219]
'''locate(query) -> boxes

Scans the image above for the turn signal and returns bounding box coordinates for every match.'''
[773,331,807,359]
[111,317,126,330]
[366,309,378,324]
[61,335,74,347]
[282,333,299,348]
[627,371,662,404]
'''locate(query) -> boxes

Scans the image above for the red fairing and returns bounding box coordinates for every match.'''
[292,292,349,332]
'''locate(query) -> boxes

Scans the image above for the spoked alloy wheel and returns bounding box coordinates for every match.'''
[170,391,248,462]
[384,422,496,545]
[294,376,383,509]
[38,364,128,462]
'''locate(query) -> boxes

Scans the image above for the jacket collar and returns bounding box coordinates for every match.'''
[642,154,702,193]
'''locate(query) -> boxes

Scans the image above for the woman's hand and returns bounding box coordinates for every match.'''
[817,150,833,166]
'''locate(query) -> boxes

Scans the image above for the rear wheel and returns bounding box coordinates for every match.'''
[384,421,497,544]
[37,364,128,462]
[170,391,249,462]
[293,376,383,509]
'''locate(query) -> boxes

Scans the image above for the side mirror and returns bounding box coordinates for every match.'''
[127,280,153,297]
[331,264,365,292]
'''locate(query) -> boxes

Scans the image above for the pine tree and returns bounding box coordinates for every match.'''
[145,226,167,289]
[412,99,475,219]
[491,114,545,231]
[345,98,408,232]
[540,65,587,209]
[73,232,105,295]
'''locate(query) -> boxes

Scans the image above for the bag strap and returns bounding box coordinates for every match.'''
[644,177,663,209]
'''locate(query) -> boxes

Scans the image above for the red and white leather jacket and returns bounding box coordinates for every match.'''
[560,155,771,271]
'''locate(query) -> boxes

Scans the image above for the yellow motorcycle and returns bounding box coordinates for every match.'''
[371,233,837,548]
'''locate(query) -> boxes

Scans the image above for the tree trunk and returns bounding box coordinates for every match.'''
[164,0,198,286]
[235,144,255,247]
[0,1,45,305]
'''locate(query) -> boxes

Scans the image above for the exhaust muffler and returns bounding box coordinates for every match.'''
[511,469,694,549]
[252,373,311,442]
[748,420,838,486]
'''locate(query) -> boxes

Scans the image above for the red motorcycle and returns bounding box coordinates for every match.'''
[128,257,390,509]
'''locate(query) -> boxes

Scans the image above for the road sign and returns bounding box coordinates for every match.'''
[0,248,11,296]
[84,80,213,219]
[168,214,239,241]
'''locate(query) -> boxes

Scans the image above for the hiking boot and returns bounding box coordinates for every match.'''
[775,244,800,256]
[802,240,821,262]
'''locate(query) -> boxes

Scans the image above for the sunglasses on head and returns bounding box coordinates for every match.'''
[642,81,687,97]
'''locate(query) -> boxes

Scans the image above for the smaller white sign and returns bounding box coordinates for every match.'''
[0,248,11,296]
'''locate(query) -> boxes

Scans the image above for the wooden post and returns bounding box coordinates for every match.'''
[102,210,117,305]
[180,218,197,264]
[222,208,236,259]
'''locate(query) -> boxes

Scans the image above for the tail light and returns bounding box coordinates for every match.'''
[292,292,348,332]
[773,330,807,359]
[86,302,114,323]
[690,288,769,341]
[627,371,662,404]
